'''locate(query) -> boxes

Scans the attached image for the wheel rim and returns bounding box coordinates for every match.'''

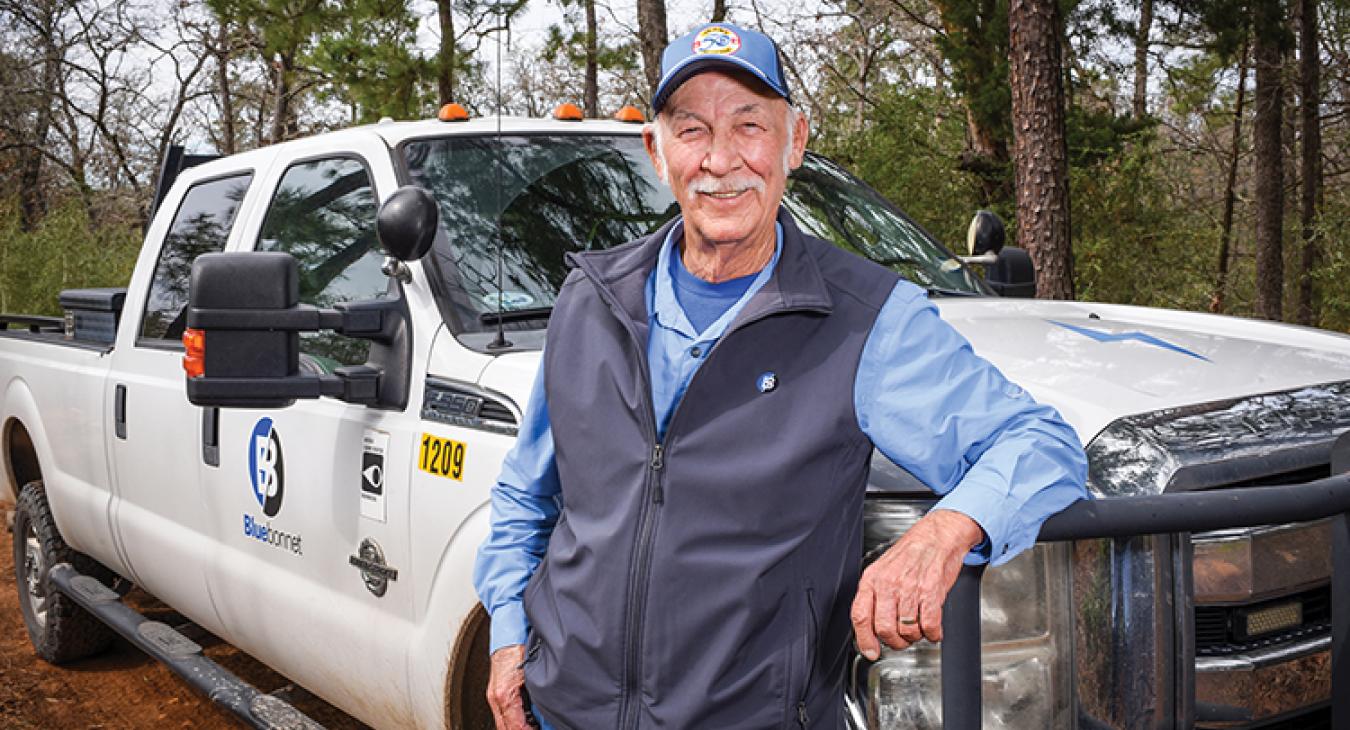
[22,521,47,630]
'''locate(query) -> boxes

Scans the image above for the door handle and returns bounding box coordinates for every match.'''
[114,384,127,440]
[202,407,219,467]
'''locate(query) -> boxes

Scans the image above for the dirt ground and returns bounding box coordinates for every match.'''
[0,519,368,730]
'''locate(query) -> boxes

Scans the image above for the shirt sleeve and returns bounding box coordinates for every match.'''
[473,363,562,652]
[855,282,1089,566]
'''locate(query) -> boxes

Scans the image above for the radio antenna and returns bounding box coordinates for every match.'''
[487,2,512,350]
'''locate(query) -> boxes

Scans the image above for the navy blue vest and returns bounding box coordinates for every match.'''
[526,209,898,729]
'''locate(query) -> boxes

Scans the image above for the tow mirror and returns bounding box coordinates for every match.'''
[959,211,1037,298]
[184,252,407,409]
[377,186,439,262]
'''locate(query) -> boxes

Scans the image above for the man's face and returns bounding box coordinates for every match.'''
[644,70,808,251]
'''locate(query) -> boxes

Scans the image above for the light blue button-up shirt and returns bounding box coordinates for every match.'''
[474,219,1088,654]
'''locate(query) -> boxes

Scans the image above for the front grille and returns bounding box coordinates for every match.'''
[1195,585,1330,656]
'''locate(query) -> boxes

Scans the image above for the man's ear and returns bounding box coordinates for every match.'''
[788,110,809,170]
[642,123,667,183]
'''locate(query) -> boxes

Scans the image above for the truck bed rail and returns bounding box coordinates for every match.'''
[0,314,62,334]
[939,470,1350,729]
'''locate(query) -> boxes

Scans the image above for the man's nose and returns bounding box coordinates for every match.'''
[701,131,743,177]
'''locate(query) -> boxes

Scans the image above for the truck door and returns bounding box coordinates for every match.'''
[107,171,258,630]
[198,148,420,724]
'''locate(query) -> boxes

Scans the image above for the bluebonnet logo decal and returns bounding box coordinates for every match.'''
[1048,320,1211,362]
[248,417,285,517]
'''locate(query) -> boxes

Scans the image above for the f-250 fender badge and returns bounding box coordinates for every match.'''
[350,538,398,597]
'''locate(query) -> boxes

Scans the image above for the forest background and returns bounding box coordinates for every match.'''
[1,0,1347,333]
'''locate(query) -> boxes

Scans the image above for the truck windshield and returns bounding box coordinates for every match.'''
[402,133,987,339]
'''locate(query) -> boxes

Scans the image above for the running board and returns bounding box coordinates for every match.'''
[47,562,325,730]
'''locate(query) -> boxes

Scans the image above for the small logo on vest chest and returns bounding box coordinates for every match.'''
[757,371,778,393]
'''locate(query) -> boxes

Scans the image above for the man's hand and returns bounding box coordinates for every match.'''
[850,509,984,659]
[487,644,532,730]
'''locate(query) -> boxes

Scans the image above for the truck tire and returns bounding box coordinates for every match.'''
[13,481,115,664]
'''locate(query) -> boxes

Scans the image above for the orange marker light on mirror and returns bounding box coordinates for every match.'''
[182,328,205,378]
[553,103,584,121]
[614,105,644,123]
[438,103,469,122]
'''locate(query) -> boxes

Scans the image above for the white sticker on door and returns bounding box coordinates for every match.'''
[360,429,389,522]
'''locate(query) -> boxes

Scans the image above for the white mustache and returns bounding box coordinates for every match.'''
[689,176,765,195]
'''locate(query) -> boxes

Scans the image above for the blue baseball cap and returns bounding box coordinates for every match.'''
[652,23,792,113]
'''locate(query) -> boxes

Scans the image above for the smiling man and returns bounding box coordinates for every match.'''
[474,22,1088,730]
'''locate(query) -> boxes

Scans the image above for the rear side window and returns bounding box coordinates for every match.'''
[255,156,384,369]
[140,173,253,343]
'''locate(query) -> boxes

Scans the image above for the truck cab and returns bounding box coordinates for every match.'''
[4,112,1350,729]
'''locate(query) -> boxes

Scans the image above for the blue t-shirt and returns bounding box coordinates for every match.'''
[669,245,758,333]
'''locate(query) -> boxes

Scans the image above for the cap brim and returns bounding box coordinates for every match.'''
[652,55,786,113]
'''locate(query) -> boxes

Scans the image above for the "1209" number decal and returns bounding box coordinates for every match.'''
[419,433,466,480]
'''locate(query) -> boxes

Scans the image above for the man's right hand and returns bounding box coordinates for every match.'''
[487,644,532,730]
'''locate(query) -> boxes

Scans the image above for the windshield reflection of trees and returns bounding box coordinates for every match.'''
[408,136,674,328]
[786,157,980,292]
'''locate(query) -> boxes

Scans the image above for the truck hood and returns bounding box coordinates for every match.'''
[934,298,1350,441]
[476,299,1350,444]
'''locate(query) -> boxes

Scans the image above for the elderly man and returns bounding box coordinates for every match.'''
[474,22,1087,730]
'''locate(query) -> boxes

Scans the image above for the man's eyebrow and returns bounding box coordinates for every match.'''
[731,103,765,115]
[669,109,708,124]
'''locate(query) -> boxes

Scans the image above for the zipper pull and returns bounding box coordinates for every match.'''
[651,445,665,504]
[797,701,809,727]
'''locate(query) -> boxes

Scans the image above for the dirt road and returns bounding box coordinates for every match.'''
[0,521,367,729]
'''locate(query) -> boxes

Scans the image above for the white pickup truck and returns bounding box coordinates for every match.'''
[3,112,1350,730]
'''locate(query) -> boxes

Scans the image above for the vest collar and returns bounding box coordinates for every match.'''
[566,207,834,329]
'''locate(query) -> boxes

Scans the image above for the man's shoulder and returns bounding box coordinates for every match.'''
[798,233,900,312]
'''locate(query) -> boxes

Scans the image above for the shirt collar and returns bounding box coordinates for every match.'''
[651,219,783,339]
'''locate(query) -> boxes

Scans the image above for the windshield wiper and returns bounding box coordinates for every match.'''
[479,306,554,325]
[925,287,981,298]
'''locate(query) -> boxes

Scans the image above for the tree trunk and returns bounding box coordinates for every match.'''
[436,0,456,105]
[1133,0,1152,119]
[935,0,1012,208]
[18,17,60,231]
[1296,0,1320,326]
[1009,0,1073,299]
[636,0,668,105]
[711,0,727,22]
[215,22,237,155]
[584,0,599,118]
[1212,42,1249,315]
[268,53,293,145]
[1252,0,1285,321]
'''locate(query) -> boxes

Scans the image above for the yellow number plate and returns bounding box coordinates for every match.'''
[419,433,466,480]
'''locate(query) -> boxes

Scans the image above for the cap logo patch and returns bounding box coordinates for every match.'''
[693,26,741,55]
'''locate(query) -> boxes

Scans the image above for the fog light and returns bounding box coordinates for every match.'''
[1242,601,1302,638]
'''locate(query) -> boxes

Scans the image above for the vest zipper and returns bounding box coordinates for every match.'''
[651,444,664,503]
[797,587,819,727]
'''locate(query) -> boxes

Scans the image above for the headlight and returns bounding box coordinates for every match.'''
[859,499,1073,729]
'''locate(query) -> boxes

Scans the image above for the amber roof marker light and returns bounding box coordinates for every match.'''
[438,103,470,122]
[614,105,644,123]
[553,103,584,121]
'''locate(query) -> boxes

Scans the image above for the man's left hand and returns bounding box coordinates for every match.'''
[850,509,985,659]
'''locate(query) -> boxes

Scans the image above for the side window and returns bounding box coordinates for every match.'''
[256,157,385,369]
[140,173,253,343]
